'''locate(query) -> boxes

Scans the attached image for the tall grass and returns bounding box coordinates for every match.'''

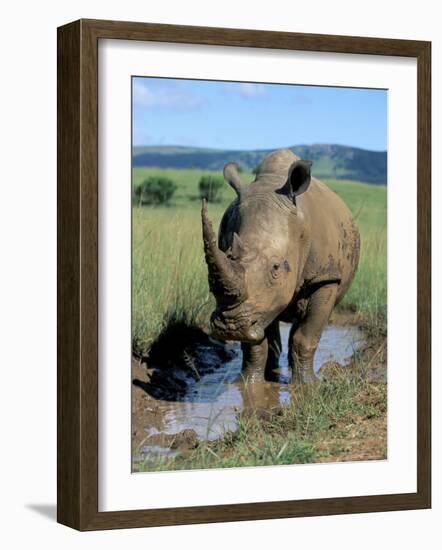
[326,179,387,335]
[132,207,213,353]
[340,229,387,334]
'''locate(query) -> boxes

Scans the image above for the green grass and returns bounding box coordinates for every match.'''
[132,168,387,352]
[326,179,387,335]
[132,206,212,353]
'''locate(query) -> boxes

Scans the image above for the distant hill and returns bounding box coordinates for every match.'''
[132,144,387,185]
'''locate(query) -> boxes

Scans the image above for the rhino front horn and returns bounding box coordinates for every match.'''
[223,162,246,198]
[201,200,246,304]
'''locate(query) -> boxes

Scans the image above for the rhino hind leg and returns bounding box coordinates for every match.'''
[289,283,338,384]
[264,320,282,382]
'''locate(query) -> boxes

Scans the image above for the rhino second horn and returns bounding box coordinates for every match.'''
[231,232,247,259]
[223,162,246,197]
[201,200,246,303]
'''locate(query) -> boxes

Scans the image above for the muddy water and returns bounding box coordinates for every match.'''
[136,324,364,460]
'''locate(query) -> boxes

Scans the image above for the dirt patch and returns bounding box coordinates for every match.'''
[316,415,387,463]
[330,308,365,326]
[132,359,164,456]
[132,360,201,463]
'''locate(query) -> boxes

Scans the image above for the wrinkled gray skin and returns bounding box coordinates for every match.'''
[201,149,360,384]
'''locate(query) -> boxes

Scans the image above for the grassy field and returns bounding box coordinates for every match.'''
[132,167,387,354]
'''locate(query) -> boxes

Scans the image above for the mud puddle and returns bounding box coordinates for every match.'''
[133,323,364,464]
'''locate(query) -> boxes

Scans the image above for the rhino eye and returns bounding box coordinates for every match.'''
[271,263,281,279]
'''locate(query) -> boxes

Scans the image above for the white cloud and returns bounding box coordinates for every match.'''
[133,81,203,110]
[223,82,267,98]
[238,83,266,98]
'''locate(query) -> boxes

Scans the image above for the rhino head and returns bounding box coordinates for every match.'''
[201,157,312,344]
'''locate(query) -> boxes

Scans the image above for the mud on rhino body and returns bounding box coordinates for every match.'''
[201,148,360,384]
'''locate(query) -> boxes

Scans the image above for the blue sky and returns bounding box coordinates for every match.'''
[132,77,387,151]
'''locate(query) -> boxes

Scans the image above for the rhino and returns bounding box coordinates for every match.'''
[201,148,360,384]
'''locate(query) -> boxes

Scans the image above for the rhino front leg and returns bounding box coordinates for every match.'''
[241,320,282,382]
[241,338,268,383]
[289,283,338,384]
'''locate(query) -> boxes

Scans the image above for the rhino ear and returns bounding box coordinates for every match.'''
[278,160,312,202]
[224,162,246,198]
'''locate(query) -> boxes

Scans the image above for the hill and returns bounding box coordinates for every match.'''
[132,144,387,185]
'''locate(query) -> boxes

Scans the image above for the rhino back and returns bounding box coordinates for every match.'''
[298,178,360,301]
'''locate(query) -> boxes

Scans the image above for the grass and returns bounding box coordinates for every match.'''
[132,168,387,353]
[326,179,387,336]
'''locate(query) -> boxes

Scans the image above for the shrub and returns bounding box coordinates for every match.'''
[198,175,224,202]
[252,163,261,175]
[135,177,177,206]
[133,183,143,205]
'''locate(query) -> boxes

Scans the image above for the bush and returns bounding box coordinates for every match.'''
[135,177,177,206]
[198,175,224,202]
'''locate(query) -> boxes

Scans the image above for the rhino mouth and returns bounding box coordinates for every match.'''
[210,308,265,344]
